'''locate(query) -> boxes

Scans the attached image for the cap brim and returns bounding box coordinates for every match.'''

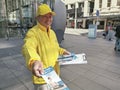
[43,11,56,16]
[50,11,56,16]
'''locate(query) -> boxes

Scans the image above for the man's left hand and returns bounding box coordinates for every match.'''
[63,50,71,55]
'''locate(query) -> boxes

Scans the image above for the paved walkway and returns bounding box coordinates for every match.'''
[0,37,23,58]
[0,28,120,90]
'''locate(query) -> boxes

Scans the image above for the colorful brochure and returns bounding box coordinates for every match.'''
[41,66,69,90]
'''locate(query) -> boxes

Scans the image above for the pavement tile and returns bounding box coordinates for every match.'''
[60,67,81,82]
[94,75,120,90]
[72,74,110,90]
[67,82,83,90]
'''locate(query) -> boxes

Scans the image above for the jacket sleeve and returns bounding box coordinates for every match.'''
[22,30,41,70]
[59,47,66,55]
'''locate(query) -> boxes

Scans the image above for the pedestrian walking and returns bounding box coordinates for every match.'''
[22,4,70,90]
[103,23,113,41]
[107,24,113,41]
[103,25,108,39]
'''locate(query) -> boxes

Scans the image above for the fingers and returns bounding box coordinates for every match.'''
[40,62,44,74]
[63,50,71,55]
[32,60,44,77]
[33,68,41,77]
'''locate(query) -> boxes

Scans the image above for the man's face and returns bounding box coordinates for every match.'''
[37,13,53,28]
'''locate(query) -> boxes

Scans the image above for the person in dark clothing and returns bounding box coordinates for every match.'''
[103,25,108,39]
[114,25,120,51]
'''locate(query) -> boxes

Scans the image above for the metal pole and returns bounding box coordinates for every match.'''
[4,0,10,40]
[32,0,37,25]
[18,0,23,28]
[5,0,8,27]
[74,2,77,29]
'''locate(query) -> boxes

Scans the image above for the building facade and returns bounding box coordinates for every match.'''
[93,0,120,29]
[0,0,42,37]
[64,0,120,30]
[64,0,94,29]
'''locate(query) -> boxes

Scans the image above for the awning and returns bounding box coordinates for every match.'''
[78,14,120,20]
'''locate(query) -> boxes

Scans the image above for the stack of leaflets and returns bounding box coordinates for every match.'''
[58,53,87,65]
[41,66,69,90]
[58,53,75,61]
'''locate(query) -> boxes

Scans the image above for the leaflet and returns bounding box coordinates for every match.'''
[41,66,69,90]
[58,53,87,65]
[58,53,75,61]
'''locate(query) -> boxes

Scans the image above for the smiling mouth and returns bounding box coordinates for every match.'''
[46,22,52,25]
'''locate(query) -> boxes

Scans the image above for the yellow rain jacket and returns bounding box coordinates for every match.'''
[22,23,65,84]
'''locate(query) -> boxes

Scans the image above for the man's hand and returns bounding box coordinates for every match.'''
[63,50,71,55]
[32,60,44,77]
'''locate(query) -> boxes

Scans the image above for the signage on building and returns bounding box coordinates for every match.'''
[96,10,99,17]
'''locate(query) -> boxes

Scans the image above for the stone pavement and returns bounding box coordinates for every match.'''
[0,37,23,58]
[0,28,120,90]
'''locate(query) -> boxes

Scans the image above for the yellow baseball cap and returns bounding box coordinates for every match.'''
[36,4,55,16]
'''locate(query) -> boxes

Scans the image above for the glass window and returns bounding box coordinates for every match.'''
[107,0,111,7]
[99,0,102,8]
[0,2,2,9]
[66,5,68,9]
[16,0,19,8]
[12,0,16,10]
[71,4,75,9]
[22,0,27,6]
[78,3,84,8]
[7,0,12,12]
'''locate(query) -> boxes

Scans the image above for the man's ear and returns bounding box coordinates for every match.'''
[36,16,40,22]
[35,16,38,20]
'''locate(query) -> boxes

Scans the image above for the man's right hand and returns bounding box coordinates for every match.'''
[32,60,44,77]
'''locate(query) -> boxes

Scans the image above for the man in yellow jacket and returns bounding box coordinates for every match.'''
[22,4,70,90]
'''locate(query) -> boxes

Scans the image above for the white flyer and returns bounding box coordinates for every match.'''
[58,53,87,65]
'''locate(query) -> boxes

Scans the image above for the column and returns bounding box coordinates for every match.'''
[94,0,99,11]
[82,19,86,28]
[74,2,78,28]
[111,0,117,11]
[102,0,107,10]
[18,0,23,28]
[68,4,71,9]
[32,0,38,24]
[111,0,117,7]
[104,19,107,30]
[5,0,9,31]
[84,0,88,17]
